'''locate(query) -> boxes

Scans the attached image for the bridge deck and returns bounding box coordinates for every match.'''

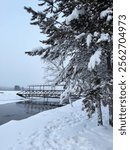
[17,90,64,98]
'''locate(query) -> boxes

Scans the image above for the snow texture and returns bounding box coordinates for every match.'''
[100,8,113,19]
[88,48,102,71]
[66,8,85,25]
[0,98,112,150]
[86,33,93,47]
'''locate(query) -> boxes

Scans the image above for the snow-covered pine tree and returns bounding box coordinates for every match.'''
[25,0,113,126]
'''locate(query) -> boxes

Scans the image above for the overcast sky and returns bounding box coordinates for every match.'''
[0,0,46,87]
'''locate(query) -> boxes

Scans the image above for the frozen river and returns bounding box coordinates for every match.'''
[0,101,61,125]
[0,91,61,125]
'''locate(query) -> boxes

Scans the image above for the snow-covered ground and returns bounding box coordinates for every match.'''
[0,91,25,105]
[0,97,113,150]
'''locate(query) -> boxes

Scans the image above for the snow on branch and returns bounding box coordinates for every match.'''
[93,32,99,37]
[96,33,110,43]
[60,87,70,104]
[88,48,102,71]
[75,33,85,40]
[25,47,45,56]
[106,15,113,22]
[66,7,85,25]
[86,33,92,47]
[100,8,112,20]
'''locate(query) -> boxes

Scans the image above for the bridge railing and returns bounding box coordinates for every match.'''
[27,85,65,91]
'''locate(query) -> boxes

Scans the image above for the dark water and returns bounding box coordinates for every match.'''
[0,100,62,126]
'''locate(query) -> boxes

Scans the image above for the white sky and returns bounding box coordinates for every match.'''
[0,0,46,87]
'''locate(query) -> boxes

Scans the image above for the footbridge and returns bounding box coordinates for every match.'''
[17,85,79,99]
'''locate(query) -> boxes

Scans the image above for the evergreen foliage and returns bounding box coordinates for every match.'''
[25,0,113,126]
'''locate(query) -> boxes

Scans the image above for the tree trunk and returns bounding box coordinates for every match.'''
[109,99,113,126]
[97,98,103,126]
[107,50,113,126]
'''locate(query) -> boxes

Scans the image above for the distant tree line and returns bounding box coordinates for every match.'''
[0,85,21,91]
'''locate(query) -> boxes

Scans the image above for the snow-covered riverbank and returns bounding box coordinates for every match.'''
[0,98,112,150]
[0,91,25,105]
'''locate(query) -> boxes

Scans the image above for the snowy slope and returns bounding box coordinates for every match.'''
[0,99,112,150]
